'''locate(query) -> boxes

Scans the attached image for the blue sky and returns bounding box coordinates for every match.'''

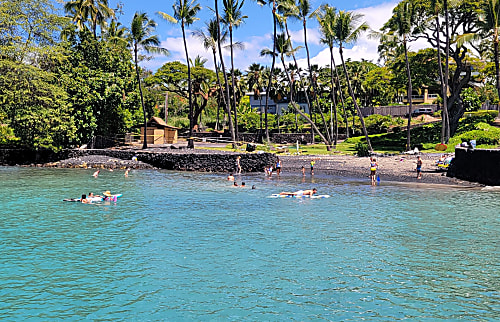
[64,0,425,71]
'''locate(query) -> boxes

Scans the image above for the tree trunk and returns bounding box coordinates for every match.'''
[404,39,413,151]
[443,0,451,142]
[303,18,331,149]
[135,45,147,149]
[284,20,314,141]
[494,38,500,101]
[181,23,194,141]
[212,48,225,131]
[340,45,372,152]
[263,0,277,142]
[215,0,236,148]
[281,54,330,146]
[229,25,239,139]
[329,46,339,147]
[435,15,449,145]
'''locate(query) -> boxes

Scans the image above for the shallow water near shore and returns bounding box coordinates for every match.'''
[1,166,499,320]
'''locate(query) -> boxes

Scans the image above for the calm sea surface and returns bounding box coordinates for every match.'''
[0,166,499,320]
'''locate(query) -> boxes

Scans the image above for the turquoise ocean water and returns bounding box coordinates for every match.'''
[0,166,499,320]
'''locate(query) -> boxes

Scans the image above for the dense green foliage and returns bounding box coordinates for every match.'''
[1,0,499,152]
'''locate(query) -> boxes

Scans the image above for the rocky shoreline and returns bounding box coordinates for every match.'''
[42,154,155,169]
[32,148,482,188]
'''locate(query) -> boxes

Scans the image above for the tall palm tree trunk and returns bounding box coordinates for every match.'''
[281,55,329,144]
[328,46,339,147]
[284,21,314,138]
[494,38,500,102]
[263,0,277,142]
[135,46,148,149]
[435,14,449,145]
[332,53,349,138]
[303,19,332,148]
[404,39,413,151]
[229,26,239,139]
[212,50,226,131]
[215,0,236,148]
[340,45,372,151]
[443,0,451,142]
[181,23,194,142]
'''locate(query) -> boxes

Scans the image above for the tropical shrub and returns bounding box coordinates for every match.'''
[355,142,370,157]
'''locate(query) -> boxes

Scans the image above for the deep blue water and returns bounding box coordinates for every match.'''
[0,166,499,320]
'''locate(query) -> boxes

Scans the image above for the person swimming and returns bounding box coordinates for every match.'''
[279,188,317,197]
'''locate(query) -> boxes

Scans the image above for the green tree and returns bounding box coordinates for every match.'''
[0,0,65,62]
[292,0,332,147]
[246,63,266,130]
[261,33,329,145]
[332,10,372,151]
[222,0,247,139]
[193,19,230,130]
[151,61,218,130]
[129,12,169,149]
[480,0,500,102]
[0,59,77,150]
[64,0,115,38]
[158,0,201,142]
[411,0,483,136]
[381,1,416,151]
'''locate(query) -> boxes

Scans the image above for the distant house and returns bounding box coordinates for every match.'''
[246,91,310,115]
[140,117,179,144]
[403,88,439,104]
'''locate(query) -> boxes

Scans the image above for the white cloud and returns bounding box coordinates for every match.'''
[288,28,322,47]
[142,0,433,72]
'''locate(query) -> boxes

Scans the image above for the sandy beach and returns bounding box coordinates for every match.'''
[278,154,482,188]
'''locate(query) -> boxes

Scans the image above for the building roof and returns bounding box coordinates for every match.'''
[146,117,180,129]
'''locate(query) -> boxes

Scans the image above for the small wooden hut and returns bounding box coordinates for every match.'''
[140,117,179,144]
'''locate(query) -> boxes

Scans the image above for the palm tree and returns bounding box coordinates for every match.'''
[214,0,237,148]
[193,19,230,131]
[246,63,265,131]
[64,0,115,38]
[190,55,208,67]
[158,0,201,142]
[276,0,315,131]
[332,10,372,152]
[428,0,451,144]
[293,0,332,147]
[317,4,340,147]
[222,0,247,140]
[381,1,415,151]
[129,12,169,149]
[103,19,128,46]
[261,0,278,142]
[261,32,330,146]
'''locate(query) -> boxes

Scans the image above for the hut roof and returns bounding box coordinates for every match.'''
[146,117,180,129]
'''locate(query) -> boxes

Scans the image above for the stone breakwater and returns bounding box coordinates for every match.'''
[0,148,277,173]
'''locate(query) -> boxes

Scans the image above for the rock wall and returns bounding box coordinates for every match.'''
[447,147,500,185]
[0,148,277,173]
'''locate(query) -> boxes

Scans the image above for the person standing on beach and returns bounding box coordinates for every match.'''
[310,160,315,175]
[370,157,378,186]
[236,156,242,174]
[275,158,282,176]
[416,156,423,179]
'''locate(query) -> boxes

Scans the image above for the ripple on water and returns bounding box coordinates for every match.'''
[0,167,499,320]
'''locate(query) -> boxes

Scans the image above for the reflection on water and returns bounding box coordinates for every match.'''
[0,167,499,320]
